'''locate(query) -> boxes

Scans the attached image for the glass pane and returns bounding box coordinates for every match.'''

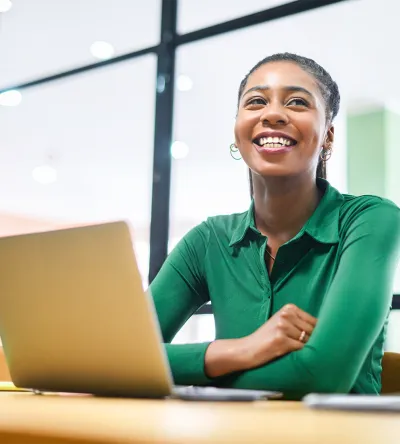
[173,314,215,344]
[0,55,156,287]
[0,0,160,86]
[394,269,400,295]
[178,0,291,34]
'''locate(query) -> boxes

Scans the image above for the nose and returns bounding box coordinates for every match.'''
[259,102,289,126]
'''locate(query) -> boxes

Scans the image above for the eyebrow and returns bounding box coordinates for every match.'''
[242,85,314,99]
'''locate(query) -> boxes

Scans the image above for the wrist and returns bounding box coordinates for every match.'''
[233,336,257,371]
[240,333,276,369]
[204,337,252,378]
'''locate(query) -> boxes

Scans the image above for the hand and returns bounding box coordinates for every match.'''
[204,304,317,379]
[242,304,317,369]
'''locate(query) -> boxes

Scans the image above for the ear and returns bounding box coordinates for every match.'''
[324,125,335,149]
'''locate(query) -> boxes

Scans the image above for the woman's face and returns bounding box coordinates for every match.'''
[235,61,334,179]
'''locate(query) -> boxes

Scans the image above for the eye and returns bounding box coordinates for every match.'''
[246,97,267,106]
[287,97,309,107]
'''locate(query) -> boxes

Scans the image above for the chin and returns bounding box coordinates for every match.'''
[250,163,296,178]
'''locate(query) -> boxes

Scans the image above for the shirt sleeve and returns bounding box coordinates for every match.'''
[217,199,400,397]
[149,223,214,386]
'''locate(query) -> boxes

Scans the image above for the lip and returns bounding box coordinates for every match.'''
[253,143,294,155]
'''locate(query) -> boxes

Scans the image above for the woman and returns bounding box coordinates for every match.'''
[150,53,400,398]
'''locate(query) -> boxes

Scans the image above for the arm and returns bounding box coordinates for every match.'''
[149,223,214,386]
[205,304,317,378]
[217,200,400,396]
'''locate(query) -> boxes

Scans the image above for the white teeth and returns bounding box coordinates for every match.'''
[262,143,285,148]
[256,136,294,146]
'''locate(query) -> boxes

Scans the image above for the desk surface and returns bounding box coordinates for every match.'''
[0,393,398,444]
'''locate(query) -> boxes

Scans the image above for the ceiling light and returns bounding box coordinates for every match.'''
[177,75,193,92]
[0,90,22,106]
[0,0,12,13]
[171,141,189,159]
[90,41,115,60]
[32,165,57,185]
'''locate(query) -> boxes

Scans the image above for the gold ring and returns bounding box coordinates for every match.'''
[299,331,306,343]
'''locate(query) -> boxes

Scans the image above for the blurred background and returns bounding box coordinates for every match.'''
[1,0,399,350]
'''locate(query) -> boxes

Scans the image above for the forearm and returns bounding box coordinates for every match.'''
[217,345,349,399]
[204,338,255,378]
[166,336,269,385]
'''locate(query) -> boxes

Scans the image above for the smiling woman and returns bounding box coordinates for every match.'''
[151,52,400,399]
[232,53,340,269]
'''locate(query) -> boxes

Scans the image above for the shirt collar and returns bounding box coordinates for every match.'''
[229,200,258,247]
[229,178,343,248]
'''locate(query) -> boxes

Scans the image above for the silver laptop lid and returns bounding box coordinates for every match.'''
[0,221,173,397]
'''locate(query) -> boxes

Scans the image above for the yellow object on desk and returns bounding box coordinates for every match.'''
[0,381,31,392]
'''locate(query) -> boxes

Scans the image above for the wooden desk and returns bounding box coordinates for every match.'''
[0,393,398,444]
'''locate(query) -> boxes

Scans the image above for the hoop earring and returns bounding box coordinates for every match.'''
[230,143,242,160]
[320,147,332,162]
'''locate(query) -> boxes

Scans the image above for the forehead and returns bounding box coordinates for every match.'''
[245,61,321,97]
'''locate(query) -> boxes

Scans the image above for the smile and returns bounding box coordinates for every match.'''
[253,136,297,148]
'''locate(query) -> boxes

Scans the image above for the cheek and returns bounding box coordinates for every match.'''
[298,116,325,146]
[234,120,240,145]
[234,113,257,145]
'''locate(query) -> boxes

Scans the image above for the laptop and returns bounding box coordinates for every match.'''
[0,221,281,401]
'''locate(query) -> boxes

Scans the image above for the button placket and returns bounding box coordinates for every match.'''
[258,237,272,319]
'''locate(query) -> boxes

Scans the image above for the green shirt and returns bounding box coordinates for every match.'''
[150,179,400,398]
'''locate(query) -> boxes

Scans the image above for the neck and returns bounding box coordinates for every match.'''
[252,173,322,244]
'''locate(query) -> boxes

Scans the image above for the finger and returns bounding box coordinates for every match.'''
[299,331,310,343]
[280,304,302,323]
[282,322,306,342]
[280,304,317,327]
[293,316,315,337]
[295,307,318,327]
[286,337,305,352]
[280,305,315,333]
[296,330,310,344]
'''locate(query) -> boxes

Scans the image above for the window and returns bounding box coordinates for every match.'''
[178,0,294,34]
[0,0,160,86]
[0,55,156,286]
